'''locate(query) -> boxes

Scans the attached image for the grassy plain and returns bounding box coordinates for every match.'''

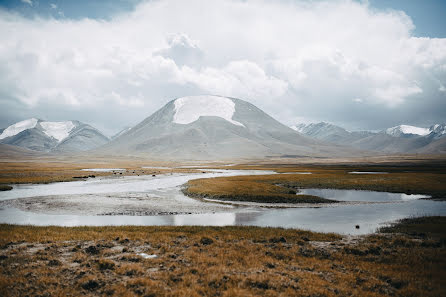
[0,217,445,296]
[184,161,446,202]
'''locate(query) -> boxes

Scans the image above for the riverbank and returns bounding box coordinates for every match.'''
[0,217,445,296]
[183,164,446,202]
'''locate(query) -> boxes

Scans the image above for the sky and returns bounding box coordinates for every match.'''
[0,0,445,136]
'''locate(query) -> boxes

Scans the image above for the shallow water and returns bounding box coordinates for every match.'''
[349,171,389,174]
[0,170,275,201]
[0,170,444,235]
[81,168,126,172]
[298,188,430,202]
[0,200,444,235]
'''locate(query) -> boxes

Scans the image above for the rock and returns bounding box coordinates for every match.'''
[269,237,286,243]
[200,237,214,245]
[48,259,61,266]
[265,262,276,269]
[85,245,100,255]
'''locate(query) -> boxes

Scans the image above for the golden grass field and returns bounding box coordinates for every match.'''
[0,158,199,185]
[0,217,445,297]
[185,170,446,202]
[185,162,446,202]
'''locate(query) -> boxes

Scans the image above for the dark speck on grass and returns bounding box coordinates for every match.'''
[82,279,100,291]
[85,245,100,255]
[200,237,214,245]
[269,237,286,243]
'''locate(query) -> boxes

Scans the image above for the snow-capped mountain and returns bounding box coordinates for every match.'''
[291,122,374,144]
[384,125,430,138]
[427,124,446,140]
[102,95,356,159]
[293,122,446,154]
[0,118,109,152]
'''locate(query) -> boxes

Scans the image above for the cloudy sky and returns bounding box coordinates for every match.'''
[0,0,445,135]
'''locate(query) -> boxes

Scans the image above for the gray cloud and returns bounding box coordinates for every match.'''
[0,0,445,134]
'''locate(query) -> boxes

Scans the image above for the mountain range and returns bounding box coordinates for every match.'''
[1,96,445,158]
[291,122,446,154]
[0,119,109,153]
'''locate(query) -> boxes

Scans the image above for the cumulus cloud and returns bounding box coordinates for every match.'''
[155,33,204,67]
[0,0,445,132]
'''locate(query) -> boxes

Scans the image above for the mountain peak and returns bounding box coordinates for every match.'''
[385,125,430,137]
[0,118,39,140]
[0,118,108,152]
[173,95,245,127]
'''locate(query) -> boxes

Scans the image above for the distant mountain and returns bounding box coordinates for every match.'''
[293,122,446,154]
[291,122,374,144]
[426,124,446,140]
[0,118,109,152]
[384,125,430,138]
[111,127,132,140]
[101,95,357,160]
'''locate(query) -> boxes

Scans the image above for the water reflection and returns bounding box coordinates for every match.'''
[298,188,430,202]
[1,199,445,235]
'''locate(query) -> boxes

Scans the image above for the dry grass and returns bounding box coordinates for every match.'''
[184,178,335,203]
[0,220,445,296]
[184,164,446,201]
[0,159,202,185]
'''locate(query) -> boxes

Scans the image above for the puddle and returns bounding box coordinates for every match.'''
[81,168,126,172]
[141,167,171,169]
[349,172,389,174]
[138,253,157,259]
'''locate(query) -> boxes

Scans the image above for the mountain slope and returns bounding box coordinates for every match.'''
[0,119,109,152]
[53,121,110,152]
[102,95,356,159]
[294,122,446,154]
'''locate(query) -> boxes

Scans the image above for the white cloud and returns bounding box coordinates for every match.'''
[20,0,32,6]
[50,3,57,9]
[181,60,288,99]
[155,33,204,67]
[0,0,445,130]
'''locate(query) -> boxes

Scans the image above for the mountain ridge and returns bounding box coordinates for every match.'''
[293,122,446,154]
[0,119,109,153]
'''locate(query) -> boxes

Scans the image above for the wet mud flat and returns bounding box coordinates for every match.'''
[0,191,234,216]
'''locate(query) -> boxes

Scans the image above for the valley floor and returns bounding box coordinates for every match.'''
[0,217,445,297]
[0,155,445,296]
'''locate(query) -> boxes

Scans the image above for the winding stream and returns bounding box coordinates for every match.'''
[0,169,445,235]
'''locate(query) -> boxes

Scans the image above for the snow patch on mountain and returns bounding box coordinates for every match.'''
[173,96,245,127]
[290,124,304,133]
[386,125,430,137]
[0,118,38,140]
[40,121,76,142]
